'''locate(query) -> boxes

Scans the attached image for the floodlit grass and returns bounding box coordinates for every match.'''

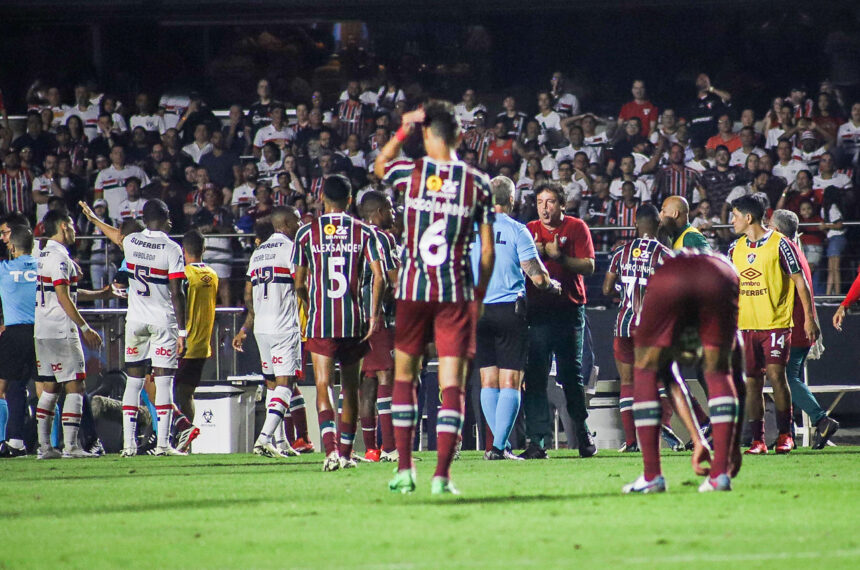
[1,448,858,568]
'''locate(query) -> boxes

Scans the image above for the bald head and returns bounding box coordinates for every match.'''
[659,196,690,231]
[271,206,300,239]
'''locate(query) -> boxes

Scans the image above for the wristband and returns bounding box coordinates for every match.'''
[178,330,188,338]
[80,323,92,334]
[394,126,410,143]
[240,326,247,334]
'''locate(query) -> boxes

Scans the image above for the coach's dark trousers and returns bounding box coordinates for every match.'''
[523,304,587,449]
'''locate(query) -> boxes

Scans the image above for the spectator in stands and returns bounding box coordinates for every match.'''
[17,147,36,177]
[787,86,814,120]
[461,111,493,169]
[257,141,284,186]
[94,145,150,220]
[197,130,239,193]
[618,80,658,138]
[11,112,55,165]
[252,102,294,159]
[376,79,405,112]
[699,145,748,211]
[772,139,807,185]
[610,154,648,202]
[650,108,679,144]
[126,127,153,166]
[821,186,847,296]
[340,133,366,170]
[556,125,598,166]
[88,113,126,159]
[0,152,34,217]
[117,177,147,221]
[535,91,563,149]
[610,180,639,244]
[182,123,213,164]
[143,143,165,179]
[78,198,115,305]
[812,92,844,142]
[583,174,614,251]
[766,103,793,150]
[687,73,731,146]
[231,162,259,217]
[130,93,167,140]
[224,103,250,155]
[175,94,220,145]
[556,160,586,214]
[550,71,580,118]
[690,198,721,249]
[454,88,487,131]
[497,95,528,139]
[335,80,371,141]
[162,128,193,174]
[31,151,62,222]
[836,102,860,168]
[100,95,128,134]
[193,186,234,306]
[247,78,274,138]
[53,124,87,177]
[55,154,86,215]
[486,119,517,173]
[612,118,644,159]
[705,114,741,156]
[730,126,766,167]
[798,200,825,275]
[813,152,853,201]
[143,160,186,232]
[67,83,99,140]
[791,129,833,173]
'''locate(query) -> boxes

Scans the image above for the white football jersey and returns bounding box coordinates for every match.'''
[66,105,100,140]
[117,197,148,220]
[813,172,852,192]
[123,229,185,327]
[95,165,150,221]
[253,124,295,149]
[837,121,860,162]
[35,239,80,340]
[246,233,299,335]
[130,114,167,134]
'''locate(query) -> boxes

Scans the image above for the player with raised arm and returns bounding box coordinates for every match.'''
[293,176,385,471]
[623,249,744,493]
[358,191,401,462]
[603,204,671,453]
[232,207,303,459]
[120,200,187,457]
[374,101,495,495]
[34,210,112,459]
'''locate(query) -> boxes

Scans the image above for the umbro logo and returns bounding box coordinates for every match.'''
[740,268,762,280]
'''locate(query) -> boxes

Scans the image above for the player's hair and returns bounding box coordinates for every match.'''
[770,209,799,239]
[0,212,31,229]
[534,181,565,205]
[142,199,170,224]
[9,225,34,254]
[636,203,660,226]
[42,209,72,238]
[359,191,390,219]
[183,228,205,257]
[323,174,352,206]
[254,220,275,243]
[422,100,460,148]
[731,194,765,223]
[121,218,145,237]
[490,176,515,206]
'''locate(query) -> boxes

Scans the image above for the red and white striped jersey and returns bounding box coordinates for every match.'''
[382,157,493,303]
[247,232,299,335]
[335,100,368,139]
[0,168,33,215]
[293,212,379,339]
[123,229,185,327]
[94,165,150,222]
[837,121,860,163]
[253,124,295,149]
[35,239,80,340]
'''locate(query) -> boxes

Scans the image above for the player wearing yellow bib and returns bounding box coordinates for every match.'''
[173,230,218,452]
[729,195,819,455]
[659,196,710,251]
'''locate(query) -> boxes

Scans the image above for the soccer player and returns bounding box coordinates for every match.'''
[624,249,743,493]
[172,229,218,452]
[120,200,188,457]
[358,191,401,462]
[729,195,819,455]
[374,102,495,494]
[0,225,38,457]
[658,196,710,250]
[34,210,110,458]
[603,204,671,452]
[474,176,559,460]
[233,207,303,459]
[293,176,384,471]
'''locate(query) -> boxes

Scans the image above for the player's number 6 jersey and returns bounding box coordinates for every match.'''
[123,229,186,327]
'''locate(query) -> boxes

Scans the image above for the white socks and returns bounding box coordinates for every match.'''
[122,376,145,450]
[154,376,174,448]
[36,391,59,449]
[260,386,292,443]
[61,393,83,450]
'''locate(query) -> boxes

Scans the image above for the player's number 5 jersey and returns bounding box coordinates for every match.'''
[383,157,493,303]
[247,233,299,335]
[123,229,186,327]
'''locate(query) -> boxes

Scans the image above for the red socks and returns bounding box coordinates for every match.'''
[392,380,417,472]
[361,415,377,451]
[434,387,465,480]
[318,409,337,455]
[377,384,394,453]
[704,371,738,478]
[633,368,662,481]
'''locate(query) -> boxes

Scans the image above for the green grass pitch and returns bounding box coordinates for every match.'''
[2,448,859,568]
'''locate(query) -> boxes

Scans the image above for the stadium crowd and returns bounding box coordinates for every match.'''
[1,72,859,493]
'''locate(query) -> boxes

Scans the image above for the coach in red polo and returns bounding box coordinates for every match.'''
[519,181,596,459]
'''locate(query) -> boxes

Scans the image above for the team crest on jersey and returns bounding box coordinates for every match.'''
[747,253,756,264]
[559,236,568,246]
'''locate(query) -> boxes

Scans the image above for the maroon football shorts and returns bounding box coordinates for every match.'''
[634,254,739,350]
[394,300,476,359]
[305,337,369,366]
[741,328,791,377]
[362,326,395,374]
[613,336,635,365]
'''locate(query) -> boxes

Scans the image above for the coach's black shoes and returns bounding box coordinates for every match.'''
[484,448,505,461]
[812,417,839,450]
[517,443,548,460]
[576,428,598,458]
[0,442,27,458]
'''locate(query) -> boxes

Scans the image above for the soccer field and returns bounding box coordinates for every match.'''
[2,449,859,569]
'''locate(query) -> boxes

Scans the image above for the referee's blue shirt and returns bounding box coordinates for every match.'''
[0,255,37,325]
[471,213,538,304]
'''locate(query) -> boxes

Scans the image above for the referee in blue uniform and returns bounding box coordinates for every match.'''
[471,176,560,460]
[0,224,38,457]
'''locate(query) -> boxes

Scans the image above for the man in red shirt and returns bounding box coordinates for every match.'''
[705,114,742,157]
[618,80,658,138]
[520,181,596,459]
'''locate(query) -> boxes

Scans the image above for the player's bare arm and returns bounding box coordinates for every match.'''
[54,282,102,349]
[521,256,560,293]
[294,265,310,310]
[364,258,385,342]
[169,277,187,355]
[78,200,124,247]
[790,272,820,342]
[602,269,619,297]
[476,222,495,298]
[232,281,255,352]
[373,108,425,178]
